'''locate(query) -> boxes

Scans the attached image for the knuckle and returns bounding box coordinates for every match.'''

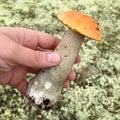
[33,51,43,67]
[33,51,40,67]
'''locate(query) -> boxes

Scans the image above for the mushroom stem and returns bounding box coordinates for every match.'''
[26,29,84,110]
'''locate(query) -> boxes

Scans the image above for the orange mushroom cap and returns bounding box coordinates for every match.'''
[57,10,102,41]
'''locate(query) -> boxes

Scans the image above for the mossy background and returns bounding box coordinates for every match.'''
[0,0,120,120]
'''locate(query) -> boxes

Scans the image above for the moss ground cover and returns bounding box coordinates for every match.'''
[0,0,120,120]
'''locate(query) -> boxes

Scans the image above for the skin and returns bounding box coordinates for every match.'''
[0,27,80,98]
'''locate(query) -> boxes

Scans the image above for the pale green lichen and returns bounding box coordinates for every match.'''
[0,0,120,120]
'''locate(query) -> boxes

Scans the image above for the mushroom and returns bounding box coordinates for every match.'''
[26,10,102,110]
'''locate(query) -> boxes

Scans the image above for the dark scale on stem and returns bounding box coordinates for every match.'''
[35,99,52,110]
[38,104,42,109]
[43,99,50,105]
[37,103,52,110]
[64,55,67,57]
[44,106,52,110]
[29,97,35,103]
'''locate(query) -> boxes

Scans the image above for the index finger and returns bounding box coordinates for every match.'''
[0,27,60,50]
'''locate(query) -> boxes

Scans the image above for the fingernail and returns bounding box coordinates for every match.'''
[47,52,60,63]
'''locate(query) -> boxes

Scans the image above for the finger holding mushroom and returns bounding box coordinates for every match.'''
[26,10,102,110]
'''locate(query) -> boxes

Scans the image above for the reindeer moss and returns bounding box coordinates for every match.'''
[0,0,120,120]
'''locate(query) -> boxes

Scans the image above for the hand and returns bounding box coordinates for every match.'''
[0,27,80,97]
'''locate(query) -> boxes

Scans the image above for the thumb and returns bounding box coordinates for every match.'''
[13,45,61,68]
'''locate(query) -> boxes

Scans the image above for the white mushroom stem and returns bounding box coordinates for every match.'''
[26,29,84,110]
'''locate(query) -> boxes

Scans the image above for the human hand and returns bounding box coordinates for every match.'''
[0,27,80,97]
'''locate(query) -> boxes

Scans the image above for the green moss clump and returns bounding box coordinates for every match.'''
[0,0,120,120]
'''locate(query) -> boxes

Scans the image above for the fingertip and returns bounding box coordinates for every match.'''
[16,79,28,97]
[63,79,70,88]
[75,55,81,64]
[68,70,76,81]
